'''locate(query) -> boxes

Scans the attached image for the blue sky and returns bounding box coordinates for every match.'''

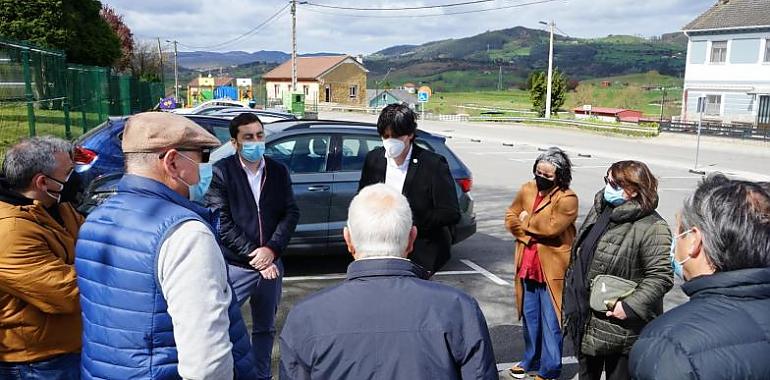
[105,0,713,54]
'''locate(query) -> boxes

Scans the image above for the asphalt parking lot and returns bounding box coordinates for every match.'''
[254,113,770,379]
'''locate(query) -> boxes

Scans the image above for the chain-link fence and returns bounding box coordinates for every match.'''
[0,37,164,156]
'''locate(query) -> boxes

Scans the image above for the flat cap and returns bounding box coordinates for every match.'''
[122,112,221,153]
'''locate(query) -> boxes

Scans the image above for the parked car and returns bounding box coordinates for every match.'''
[211,108,298,123]
[170,99,249,114]
[76,119,476,255]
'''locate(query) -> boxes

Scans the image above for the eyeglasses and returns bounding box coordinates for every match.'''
[158,148,211,163]
[604,175,620,190]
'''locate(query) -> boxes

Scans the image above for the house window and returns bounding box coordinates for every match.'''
[274,84,280,98]
[303,85,309,96]
[710,41,727,63]
[705,95,722,116]
[349,85,358,99]
[765,39,770,62]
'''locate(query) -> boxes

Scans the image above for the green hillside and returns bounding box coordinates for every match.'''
[366,26,686,92]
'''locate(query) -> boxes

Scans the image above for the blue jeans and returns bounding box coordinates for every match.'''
[520,279,563,379]
[228,259,283,380]
[0,353,80,380]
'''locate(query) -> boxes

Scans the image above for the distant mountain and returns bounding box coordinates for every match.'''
[178,50,344,70]
[366,26,687,92]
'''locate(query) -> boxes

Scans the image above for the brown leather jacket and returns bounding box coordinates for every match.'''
[0,187,83,362]
[505,181,578,325]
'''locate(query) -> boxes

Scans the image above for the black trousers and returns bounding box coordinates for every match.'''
[579,353,630,380]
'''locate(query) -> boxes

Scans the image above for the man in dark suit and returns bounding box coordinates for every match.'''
[204,112,300,380]
[358,103,460,277]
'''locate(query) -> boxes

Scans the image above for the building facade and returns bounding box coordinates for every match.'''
[263,55,368,107]
[681,0,770,127]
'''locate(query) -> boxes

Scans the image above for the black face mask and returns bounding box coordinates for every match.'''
[535,175,555,192]
[59,171,82,204]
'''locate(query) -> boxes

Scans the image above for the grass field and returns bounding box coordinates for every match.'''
[0,102,101,156]
[422,72,683,119]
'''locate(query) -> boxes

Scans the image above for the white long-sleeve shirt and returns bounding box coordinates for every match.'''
[157,220,234,379]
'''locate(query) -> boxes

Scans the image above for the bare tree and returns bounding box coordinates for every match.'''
[130,39,167,81]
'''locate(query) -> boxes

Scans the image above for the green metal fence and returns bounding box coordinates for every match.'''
[0,37,164,156]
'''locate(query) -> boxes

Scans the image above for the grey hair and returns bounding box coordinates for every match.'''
[124,152,160,172]
[680,173,770,271]
[532,146,572,189]
[347,183,413,258]
[3,136,72,190]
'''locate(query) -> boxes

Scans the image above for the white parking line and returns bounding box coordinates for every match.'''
[460,259,511,286]
[497,357,578,372]
[283,270,479,282]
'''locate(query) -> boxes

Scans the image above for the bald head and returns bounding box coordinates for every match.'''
[345,184,415,259]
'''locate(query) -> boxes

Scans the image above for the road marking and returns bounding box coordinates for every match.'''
[497,357,578,372]
[659,187,695,191]
[661,176,702,179]
[471,151,541,155]
[460,259,510,286]
[283,270,479,282]
[572,165,612,169]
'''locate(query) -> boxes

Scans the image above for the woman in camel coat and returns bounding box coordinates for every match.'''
[505,147,578,380]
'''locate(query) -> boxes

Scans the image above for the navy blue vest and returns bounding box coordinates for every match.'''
[76,175,256,379]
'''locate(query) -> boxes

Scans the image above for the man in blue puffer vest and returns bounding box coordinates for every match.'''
[75,112,256,379]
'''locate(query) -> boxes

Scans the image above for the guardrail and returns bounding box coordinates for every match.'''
[660,121,770,141]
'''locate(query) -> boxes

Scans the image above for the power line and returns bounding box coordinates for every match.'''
[304,0,505,11]
[177,4,290,50]
[301,0,565,18]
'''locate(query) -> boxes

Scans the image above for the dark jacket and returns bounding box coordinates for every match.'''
[358,145,461,272]
[279,258,497,380]
[566,191,673,356]
[630,267,770,380]
[205,155,299,268]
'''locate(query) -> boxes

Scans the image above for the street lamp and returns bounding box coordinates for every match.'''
[539,20,554,119]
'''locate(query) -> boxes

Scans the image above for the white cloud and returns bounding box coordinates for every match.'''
[103,0,712,54]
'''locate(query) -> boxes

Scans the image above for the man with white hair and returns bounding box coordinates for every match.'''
[279,183,497,380]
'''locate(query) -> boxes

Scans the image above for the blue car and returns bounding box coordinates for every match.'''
[75,118,477,255]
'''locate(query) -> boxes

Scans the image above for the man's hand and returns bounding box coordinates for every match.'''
[259,263,280,280]
[606,300,628,320]
[248,247,275,271]
[519,210,529,222]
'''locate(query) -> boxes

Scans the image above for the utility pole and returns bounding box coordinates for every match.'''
[658,87,666,122]
[157,37,165,90]
[173,41,179,101]
[498,65,502,91]
[166,40,179,101]
[543,20,555,119]
[291,0,298,92]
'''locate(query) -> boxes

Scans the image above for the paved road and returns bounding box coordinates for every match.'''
[258,112,770,379]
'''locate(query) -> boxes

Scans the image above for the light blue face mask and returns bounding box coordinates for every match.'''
[603,183,626,206]
[240,141,265,163]
[177,153,213,202]
[670,229,694,280]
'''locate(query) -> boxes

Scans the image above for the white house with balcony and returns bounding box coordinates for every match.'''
[681,0,770,127]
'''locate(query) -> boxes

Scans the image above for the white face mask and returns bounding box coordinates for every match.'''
[382,138,406,158]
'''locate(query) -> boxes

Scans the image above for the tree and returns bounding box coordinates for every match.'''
[130,39,163,81]
[0,0,121,67]
[100,5,133,72]
[529,69,567,117]
[63,0,121,66]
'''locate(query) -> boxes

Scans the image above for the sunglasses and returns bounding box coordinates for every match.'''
[159,148,211,163]
[604,175,620,190]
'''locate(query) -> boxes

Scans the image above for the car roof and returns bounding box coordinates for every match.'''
[264,119,445,140]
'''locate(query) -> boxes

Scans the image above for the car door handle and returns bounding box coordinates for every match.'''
[307,185,330,192]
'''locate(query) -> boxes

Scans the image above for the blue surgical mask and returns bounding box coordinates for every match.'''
[670,229,694,280]
[177,153,213,202]
[240,141,265,163]
[603,183,626,206]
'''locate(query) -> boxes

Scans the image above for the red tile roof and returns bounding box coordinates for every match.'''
[262,55,353,81]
